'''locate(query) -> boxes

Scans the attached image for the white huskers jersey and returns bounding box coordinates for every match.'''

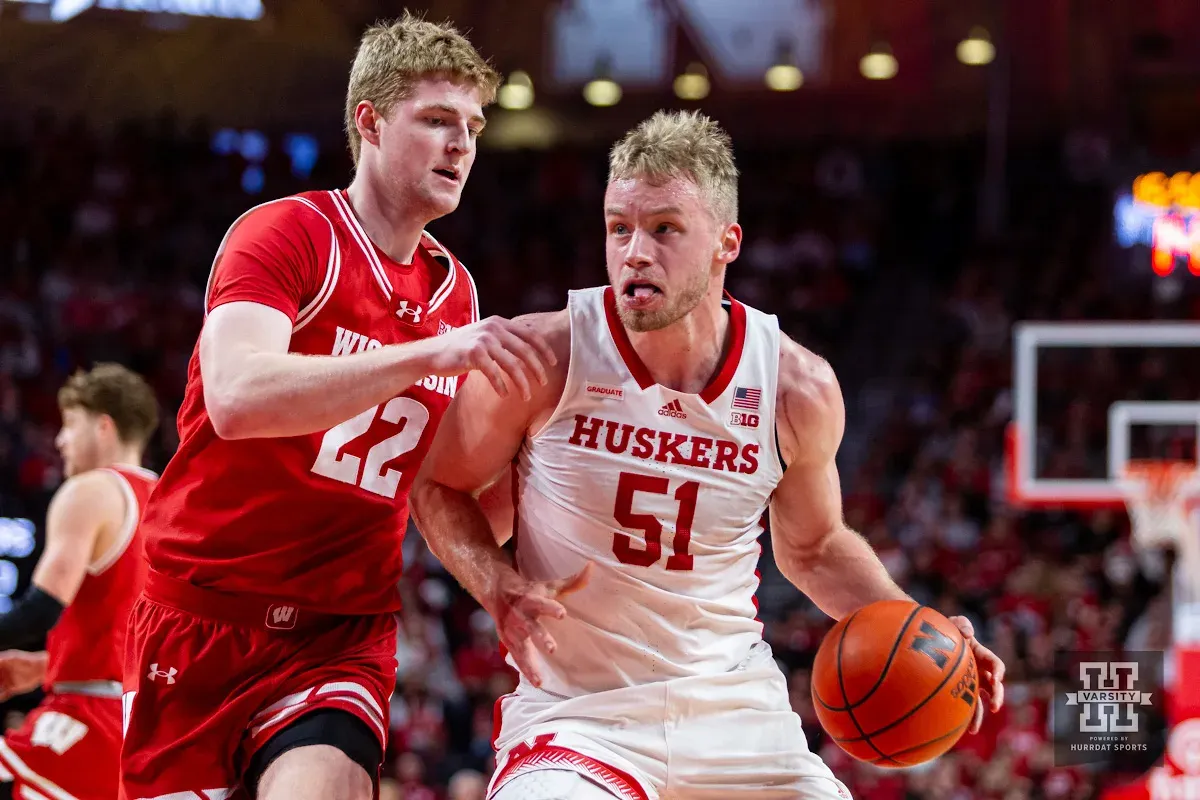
[512,285,785,698]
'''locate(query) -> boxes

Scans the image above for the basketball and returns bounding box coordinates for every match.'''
[811,600,978,767]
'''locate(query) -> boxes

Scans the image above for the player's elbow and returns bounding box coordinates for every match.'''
[205,384,257,440]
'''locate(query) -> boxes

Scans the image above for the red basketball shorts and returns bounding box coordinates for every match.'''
[0,691,122,800]
[119,571,398,800]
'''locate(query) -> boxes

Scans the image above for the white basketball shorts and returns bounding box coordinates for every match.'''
[488,642,853,800]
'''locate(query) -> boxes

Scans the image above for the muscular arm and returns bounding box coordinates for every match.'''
[769,336,910,620]
[410,311,569,611]
[202,302,448,439]
[0,471,125,649]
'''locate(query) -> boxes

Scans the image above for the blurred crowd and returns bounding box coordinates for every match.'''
[0,113,1195,799]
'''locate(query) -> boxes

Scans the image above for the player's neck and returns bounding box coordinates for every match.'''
[102,447,143,471]
[625,289,731,395]
[345,174,425,265]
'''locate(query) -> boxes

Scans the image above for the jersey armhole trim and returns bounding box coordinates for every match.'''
[765,315,787,480]
[292,196,341,332]
[88,469,138,576]
[528,304,577,442]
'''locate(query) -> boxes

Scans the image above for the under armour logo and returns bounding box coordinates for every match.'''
[396,300,424,325]
[147,664,177,684]
[266,604,297,630]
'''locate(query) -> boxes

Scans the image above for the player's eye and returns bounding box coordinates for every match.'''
[610,223,629,235]
[656,223,677,234]
[428,117,445,126]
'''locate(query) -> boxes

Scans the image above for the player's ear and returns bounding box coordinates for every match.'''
[716,222,742,266]
[355,101,383,150]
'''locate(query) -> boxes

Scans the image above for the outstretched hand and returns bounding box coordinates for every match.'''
[948,615,1006,734]
[489,563,592,688]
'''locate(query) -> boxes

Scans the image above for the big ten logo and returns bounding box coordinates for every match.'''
[729,411,759,429]
[0,518,37,613]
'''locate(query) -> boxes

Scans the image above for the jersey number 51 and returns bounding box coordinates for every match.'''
[612,471,698,571]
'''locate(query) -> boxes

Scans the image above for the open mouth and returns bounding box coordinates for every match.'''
[622,280,662,300]
[433,167,459,182]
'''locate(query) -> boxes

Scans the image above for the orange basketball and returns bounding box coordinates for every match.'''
[811,600,978,767]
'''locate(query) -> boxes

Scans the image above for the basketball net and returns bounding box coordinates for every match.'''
[1121,461,1200,722]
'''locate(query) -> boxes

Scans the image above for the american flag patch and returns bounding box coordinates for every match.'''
[732,386,761,410]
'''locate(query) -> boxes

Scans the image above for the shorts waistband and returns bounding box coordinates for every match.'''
[51,680,123,699]
[145,570,338,632]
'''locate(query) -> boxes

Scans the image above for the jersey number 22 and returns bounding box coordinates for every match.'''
[612,471,697,571]
[312,397,430,499]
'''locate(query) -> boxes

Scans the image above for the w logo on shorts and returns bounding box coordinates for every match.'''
[266,604,297,630]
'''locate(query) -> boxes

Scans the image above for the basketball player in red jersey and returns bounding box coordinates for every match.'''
[119,13,554,800]
[0,364,159,800]
[412,112,1007,799]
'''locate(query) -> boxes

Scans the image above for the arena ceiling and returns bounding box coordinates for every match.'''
[0,0,1197,143]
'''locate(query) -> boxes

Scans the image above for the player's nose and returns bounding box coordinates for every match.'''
[622,229,653,267]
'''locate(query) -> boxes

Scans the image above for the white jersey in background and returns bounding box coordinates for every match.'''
[510,285,784,697]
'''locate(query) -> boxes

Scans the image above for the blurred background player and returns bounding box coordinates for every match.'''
[118,13,554,800]
[411,111,1004,799]
[0,364,158,800]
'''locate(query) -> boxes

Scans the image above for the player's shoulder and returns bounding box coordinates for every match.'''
[776,334,844,458]
[49,469,127,518]
[229,191,336,240]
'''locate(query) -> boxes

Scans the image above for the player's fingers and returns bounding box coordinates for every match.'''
[526,617,558,656]
[495,328,550,387]
[511,639,543,687]
[969,692,985,734]
[949,615,975,641]
[508,321,558,368]
[477,357,512,398]
[488,344,536,401]
[515,592,567,621]
[982,666,1005,712]
[549,562,593,597]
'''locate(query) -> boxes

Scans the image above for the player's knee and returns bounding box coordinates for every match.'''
[490,769,623,800]
[255,744,373,800]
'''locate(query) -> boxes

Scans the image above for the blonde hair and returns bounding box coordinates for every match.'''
[608,110,739,223]
[345,12,500,166]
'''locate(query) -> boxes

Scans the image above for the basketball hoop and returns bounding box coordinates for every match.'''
[1121,461,1200,550]
[1121,461,1200,639]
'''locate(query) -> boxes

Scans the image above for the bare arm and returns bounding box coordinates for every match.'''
[202,303,554,440]
[411,311,583,685]
[33,471,126,606]
[769,337,910,620]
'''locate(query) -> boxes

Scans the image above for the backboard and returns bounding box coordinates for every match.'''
[1007,322,1200,508]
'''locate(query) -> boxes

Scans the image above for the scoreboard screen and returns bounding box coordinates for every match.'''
[1115,171,1200,277]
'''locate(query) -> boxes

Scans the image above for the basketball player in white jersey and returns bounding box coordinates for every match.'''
[411,111,1006,800]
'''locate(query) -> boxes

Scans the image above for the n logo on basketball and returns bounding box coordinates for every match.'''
[909,621,956,669]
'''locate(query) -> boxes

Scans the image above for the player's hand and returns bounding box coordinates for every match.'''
[0,650,48,702]
[427,316,557,401]
[948,616,1005,734]
[488,563,592,688]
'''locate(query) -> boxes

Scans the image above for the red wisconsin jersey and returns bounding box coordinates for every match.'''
[141,189,479,615]
[44,464,157,687]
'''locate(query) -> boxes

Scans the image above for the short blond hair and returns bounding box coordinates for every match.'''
[608,110,739,223]
[345,12,500,166]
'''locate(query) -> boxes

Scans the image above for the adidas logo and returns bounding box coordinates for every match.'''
[658,399,687,419]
